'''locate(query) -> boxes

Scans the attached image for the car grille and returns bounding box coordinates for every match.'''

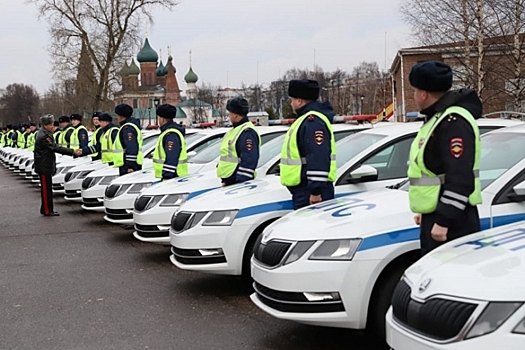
[65,190,81,198]
[81,177,93,190]
[105,184,120,198]
[82,197,102,208]
[135,224,167,238]
[253,282,345,313]
[52,183,64,190]
[253,236,292,268]
[171,247,226,265]
[171,212,192,232]
[391,279,477,340]
[105,208,132,220]
[134,196,151,212]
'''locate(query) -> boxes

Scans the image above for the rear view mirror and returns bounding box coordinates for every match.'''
[187,151,197,158]
[346,165,378,184]
[509,180,525,202]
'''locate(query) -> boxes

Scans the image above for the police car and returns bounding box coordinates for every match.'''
[249,122,525,336]
[168,119,519,278]
[62,130,162,202]
[102,126,289,224]
[132,124,366,244]
[386,219,525,349]
[80,128,230,212]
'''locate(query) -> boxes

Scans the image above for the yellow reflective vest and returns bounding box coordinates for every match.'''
[152,128,188,179]
[280,111,336,187]
[407,106,481,214]
[113,123,143,167]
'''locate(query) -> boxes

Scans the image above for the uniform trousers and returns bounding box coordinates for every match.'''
[420,205,480,255]
[39,173,54,215]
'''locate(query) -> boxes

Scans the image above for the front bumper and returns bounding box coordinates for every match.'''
[250,257,371,329]
[385,308,525,350]
[64,179,84,202]
[81,186,106,212]
[132,206,179,244]
[170,224,252,276]
[103,192,139,224]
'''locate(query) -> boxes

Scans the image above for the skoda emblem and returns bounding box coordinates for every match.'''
[418,278,432,293]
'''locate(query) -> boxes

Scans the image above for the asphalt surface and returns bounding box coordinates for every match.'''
[0,164,388,350]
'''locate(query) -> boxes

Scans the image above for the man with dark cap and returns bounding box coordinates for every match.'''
[26,123,38,151]
[57,115,72,146]
[217,97,261,186]
[280,79,336,210]
[4,124,14,147]
[34,114,75,216]
[152,104,188,180]
[113,103,143,175]
[75,113,119,164]
[407,60,482,255]
[69,113,89,150]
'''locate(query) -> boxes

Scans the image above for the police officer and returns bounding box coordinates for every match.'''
[407,61,482,255]
[34,115,75,216]
[217,97,260,186]
[4,124,14,147]
[13,124,26,148]
[152,104,188,180]
[76,113,119,162]
[57,115,72,146]
[26,123,38,151]
[69,113,89,150]
[113,104,143,175]
[281,79,336,210]
[84,112,103,160]
[0,127,7,147]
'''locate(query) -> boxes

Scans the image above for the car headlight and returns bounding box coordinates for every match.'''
[513,314,525,334]
[308,239,362,261]
[77,170,94,179]
[466,302,523,339]
[84,177,102,189]
[283,241,316,265]
[160,193,189,207]
[99,175,118,185]
[115,184,131,197]
[128,182,152,194]
[202,210,238,226]
[144,195,165,211]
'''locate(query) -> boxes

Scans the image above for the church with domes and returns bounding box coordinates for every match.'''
[114,38,214,127]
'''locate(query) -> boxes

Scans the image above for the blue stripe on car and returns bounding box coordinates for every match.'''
[236,192,360,219]
[358,212,525,252]
[187,187,218,200]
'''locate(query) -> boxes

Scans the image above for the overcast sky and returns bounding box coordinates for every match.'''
[0,0,411,94]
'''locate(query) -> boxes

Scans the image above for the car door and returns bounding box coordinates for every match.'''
[488,169,525,229]
[335,134,416,193]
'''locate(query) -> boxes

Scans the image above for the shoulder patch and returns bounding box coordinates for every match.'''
[167,140,174,151]
[127,132,133,141]
[246,138,253,151]
[450,138,463,158]
[314,130,324,145]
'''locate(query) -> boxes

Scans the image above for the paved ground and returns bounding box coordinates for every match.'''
[0,165,388,350]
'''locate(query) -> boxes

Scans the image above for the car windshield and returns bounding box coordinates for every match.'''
[335,132,387,168]
[184,132,203,146]
[398,131,525,192]
[189,131,286,165]
[142,134,159,151]
[257,134,285,167]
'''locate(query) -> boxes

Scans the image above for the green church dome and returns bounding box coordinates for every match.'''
[156,60,165,77]
[120,61,129,77]
[137,38,159,63]
[127,59,140,75]
[184,66,198,83]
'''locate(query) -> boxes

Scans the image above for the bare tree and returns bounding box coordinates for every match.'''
[1,84,40,125]
[29,0,178,110]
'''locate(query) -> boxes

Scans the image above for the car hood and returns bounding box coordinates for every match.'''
[67,160,106,173]
[404,220,525,301]
[107,162,208,185]
[179,176,291,213]
[57,157,93,168]
[140,170,220,197]
[261,188,417,244]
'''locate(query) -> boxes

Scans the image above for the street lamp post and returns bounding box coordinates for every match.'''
[360,95,364,115]
[153,97,160,125]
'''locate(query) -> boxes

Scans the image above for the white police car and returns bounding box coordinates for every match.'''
[386,220,525,349]
[249,123,525,336]
[62,130,162,202]
[132,124,366,244]
[80,128,230,212]
[103,126,289,224]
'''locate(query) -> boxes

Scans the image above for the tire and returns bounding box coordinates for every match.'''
[366,263,409,340]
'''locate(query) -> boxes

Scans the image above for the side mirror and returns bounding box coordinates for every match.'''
[509,180,525,202]
[346,165,378,184]
[187,150,197,158]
